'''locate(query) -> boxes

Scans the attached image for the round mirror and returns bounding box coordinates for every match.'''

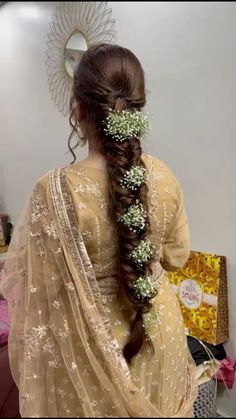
[64,32,87,78]
[46,1,116,115]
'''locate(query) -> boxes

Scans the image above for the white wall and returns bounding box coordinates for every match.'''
[0,1,87,221]
[0,1,236,415]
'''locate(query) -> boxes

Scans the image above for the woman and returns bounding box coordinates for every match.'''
[0,44,196,417]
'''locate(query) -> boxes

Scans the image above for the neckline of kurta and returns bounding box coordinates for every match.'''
[73,162,107,173]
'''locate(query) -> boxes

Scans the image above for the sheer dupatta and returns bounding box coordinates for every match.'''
[0,168,196,417]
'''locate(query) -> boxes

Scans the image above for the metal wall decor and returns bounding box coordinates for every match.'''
[45,2,116,116]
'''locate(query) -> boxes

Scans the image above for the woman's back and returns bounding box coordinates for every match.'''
[42,152,193,416]
[65,154,189,282]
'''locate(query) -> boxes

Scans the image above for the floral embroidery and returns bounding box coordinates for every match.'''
[31,237,47,261]
[82,230,92,239]
[48,359,61,368]
[43,222,57,239]
[52,300,60,309]
[23,326,47,360]
[31,192,49,224]
[71,362,77,370]
[33,325,47,339]
[103,341,119,355]
[65,281,75,291]
[29,285,38,293]
[43,337,56,354]
[23,392,36,401]
[74,182,106,209]
[78,202,86,209]
[57,388,66,398]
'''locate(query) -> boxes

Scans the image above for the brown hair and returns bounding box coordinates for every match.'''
[69,44,154,363]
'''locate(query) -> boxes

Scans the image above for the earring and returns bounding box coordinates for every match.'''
[76,123,87,147]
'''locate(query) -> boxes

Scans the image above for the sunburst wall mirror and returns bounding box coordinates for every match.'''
[46,2,116,116]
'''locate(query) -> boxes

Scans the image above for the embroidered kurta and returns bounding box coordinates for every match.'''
[0,154,196,417]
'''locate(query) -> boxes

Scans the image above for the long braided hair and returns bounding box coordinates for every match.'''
[69,44,155,363]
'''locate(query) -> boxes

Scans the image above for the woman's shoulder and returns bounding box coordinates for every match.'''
[143,154,184,209]
[143,154,179,186]
[31,164,69,200]
[143,153,170,170]
[34,164,70,187]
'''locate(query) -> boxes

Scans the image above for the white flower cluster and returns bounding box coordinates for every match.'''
[119,202,147,232]
[132,276,157,302]
[130,238,153,265]
[103,109,150,142]
[120,165,148,190]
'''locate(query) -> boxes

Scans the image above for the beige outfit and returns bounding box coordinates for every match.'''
[0,154,197,417]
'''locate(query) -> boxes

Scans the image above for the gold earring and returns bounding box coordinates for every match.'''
[76,124,87,147]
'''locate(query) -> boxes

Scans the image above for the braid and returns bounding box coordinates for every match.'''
[69,43,156,363]
[100,130,154,363]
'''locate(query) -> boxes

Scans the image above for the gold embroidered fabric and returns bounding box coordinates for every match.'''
[0,155,197,417]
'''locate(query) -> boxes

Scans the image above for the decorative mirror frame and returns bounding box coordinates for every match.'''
[64,31,88,78]
[45,2,116,116]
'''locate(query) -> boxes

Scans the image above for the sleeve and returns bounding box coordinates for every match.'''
[161,179,190,271]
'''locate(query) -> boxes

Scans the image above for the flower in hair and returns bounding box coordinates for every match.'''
[132,276,157,302]
[120,165,148,190]
[119,202,146,232]
[130,238,154,266]
[103,109,150,142]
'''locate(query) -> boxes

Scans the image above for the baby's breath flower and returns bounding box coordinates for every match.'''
[103,109,150,142]
[130,238,153,265]
[119,203,146,232]
[132,276,157,302]
[120,166,148,190]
